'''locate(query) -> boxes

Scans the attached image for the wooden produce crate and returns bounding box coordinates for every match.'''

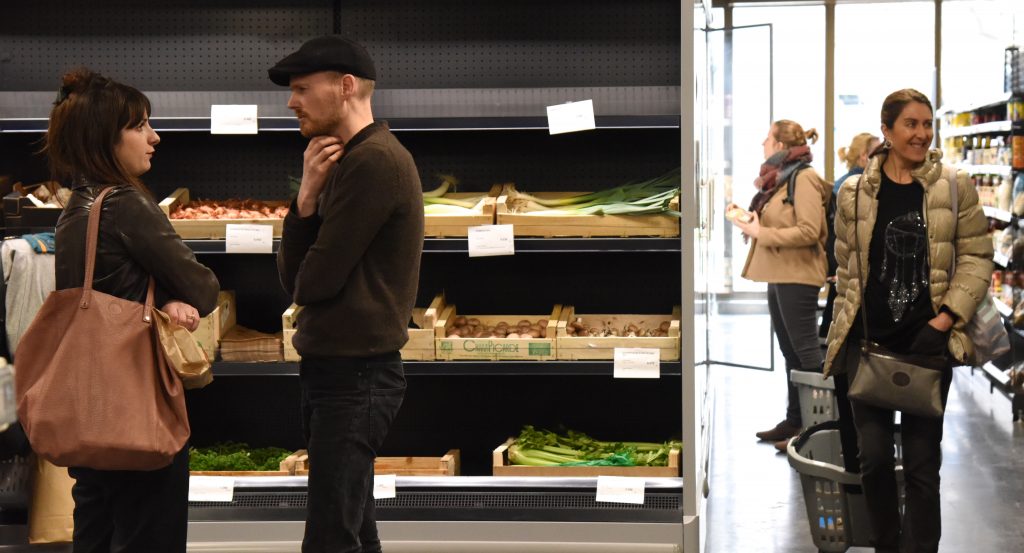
[282,449,460,476]
[495,185,680,238]
[434,305,560,361]
[191,291,237,359]
[556,306,681,361]
[282,293,446,362]
[423,184,502,238]
[282,304,302,362]
[159,188,287,239]
[492,438,680,477]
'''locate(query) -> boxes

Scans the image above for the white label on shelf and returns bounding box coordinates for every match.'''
[595,476,646,505]
[211,104,258,134]
[188,476,235,502]
[613,348,661,379]
[546,99,596,135]
[373,474,397,499]
[467,224,515,257]
[225,224,274,254]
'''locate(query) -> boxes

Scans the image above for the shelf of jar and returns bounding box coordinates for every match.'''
[943,121,1014,138]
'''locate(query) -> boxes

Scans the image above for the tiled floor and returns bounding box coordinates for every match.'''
[704,313,1024,552]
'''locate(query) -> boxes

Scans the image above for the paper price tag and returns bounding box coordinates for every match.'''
[225,224,274,254]
[595,476,646,505]
[613,348,661,379]
[211,104,258,135]
[188,476,235,502]
[546,99,596,135]
[373,474,397,499]
[467,225,515,257]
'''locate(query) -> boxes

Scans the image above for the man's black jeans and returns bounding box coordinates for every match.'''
[300,352,406,553]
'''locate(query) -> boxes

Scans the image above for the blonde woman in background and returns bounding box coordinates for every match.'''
[730,119,831,452]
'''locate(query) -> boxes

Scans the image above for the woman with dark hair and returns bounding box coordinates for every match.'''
[824,89,992,553]
[45,69,219,552]
[730,119,832,451]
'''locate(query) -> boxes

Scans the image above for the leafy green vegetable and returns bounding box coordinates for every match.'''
[509,426,682,467]
[189,442,292,472]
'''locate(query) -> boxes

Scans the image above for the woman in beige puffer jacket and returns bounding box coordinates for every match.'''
[825,89,992,553]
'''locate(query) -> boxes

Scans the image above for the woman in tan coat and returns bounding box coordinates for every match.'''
[825,89,992,553]
[731,119,831,451]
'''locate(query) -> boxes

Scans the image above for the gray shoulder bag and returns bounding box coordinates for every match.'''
[945,165,1010,365]
[846,177,947,418]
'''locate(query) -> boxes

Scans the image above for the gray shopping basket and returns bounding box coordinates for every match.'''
[790,370,838,427]
[786,421,903,553]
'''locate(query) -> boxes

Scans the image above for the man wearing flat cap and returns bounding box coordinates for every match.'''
[272,35,424,553]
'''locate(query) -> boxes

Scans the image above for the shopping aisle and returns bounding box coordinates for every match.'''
[705,313,1024,553]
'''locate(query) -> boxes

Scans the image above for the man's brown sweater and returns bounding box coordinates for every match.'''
[278,121,424,359]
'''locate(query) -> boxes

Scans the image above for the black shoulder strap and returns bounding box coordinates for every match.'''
[783,163,810,205]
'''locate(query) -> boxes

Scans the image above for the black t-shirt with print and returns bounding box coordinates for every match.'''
[849,170,935,352]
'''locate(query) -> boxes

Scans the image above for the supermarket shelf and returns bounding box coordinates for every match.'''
[212,360,683,377]
[994,251,1011,268]
[188,476,684,524]
[983,205,1014,222]
[0,88,682,133]
[185,238,682,255]
[938,93,1013,116]
[957,164,1014,177]
[942,120,1013,138]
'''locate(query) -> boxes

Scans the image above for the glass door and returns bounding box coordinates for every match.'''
[703,23,776,371]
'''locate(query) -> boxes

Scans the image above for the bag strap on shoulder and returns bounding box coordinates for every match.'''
[80,186,155,322]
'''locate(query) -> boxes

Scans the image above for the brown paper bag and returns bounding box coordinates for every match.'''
[154,308,213,390]
[28,457,74,543]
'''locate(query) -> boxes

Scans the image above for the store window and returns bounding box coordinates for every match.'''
[941,0,1024,111]
[833,2,935,183]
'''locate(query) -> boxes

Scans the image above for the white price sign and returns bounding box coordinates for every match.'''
[225,224,274,254]
[188,476,235,502]
[373,474,397,499]
[546,99,596,135]
[467,224,515,257]
[595,475,646,505]
[211,104,258,134]
[613,348,661,379]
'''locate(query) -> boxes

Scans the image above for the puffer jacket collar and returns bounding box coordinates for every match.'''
[859,149,944,197]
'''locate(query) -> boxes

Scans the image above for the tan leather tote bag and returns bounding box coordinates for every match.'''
[15,187,190,470]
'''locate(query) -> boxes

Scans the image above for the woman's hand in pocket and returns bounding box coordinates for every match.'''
[910,318,951,356]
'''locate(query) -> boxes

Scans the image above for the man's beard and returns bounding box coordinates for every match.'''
[298,112,341,138]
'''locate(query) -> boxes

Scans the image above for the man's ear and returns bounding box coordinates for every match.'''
[338,74,358,98]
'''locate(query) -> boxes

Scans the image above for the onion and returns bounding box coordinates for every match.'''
[454,316,467,327]
[506,332,520,339]
[659,321,671,332]
[528,329,541,338]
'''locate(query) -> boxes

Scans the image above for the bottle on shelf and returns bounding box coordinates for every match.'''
[1014,132,1024,170]
[998,175,1013,211]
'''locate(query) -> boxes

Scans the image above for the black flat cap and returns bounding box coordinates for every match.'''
[268,35,376,86]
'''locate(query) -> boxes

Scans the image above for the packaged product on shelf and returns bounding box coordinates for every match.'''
[998,175,1013,211]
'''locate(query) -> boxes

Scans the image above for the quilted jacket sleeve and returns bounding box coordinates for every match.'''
[943,169,994,322]
[826,175,857,347]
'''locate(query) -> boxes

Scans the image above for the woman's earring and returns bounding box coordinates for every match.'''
[883,139,893,149]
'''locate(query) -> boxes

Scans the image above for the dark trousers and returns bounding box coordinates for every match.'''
[767,283,824,426]
[845,358,953,553]
[68,445,189,553]
[300,352,406,553]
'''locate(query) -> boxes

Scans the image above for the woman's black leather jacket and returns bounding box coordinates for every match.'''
[55,184,219,316]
